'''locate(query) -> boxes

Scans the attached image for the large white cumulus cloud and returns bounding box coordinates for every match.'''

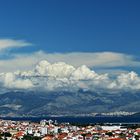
[2,72,33,89]
[108,71,140,91]
[0,59,140,93]
[35,60,75,78]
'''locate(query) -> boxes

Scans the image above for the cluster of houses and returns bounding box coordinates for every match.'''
[0,119,139,140]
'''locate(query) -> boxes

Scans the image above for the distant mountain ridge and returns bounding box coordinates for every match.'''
[0,90,140,117]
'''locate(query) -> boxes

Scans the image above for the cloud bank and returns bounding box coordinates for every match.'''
[0,38,139,93]
[0,60,140,93]
[0,51,140,73]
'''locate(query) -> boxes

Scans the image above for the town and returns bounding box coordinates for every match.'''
[0,119,140,140]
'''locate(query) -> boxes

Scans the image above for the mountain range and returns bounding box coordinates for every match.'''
[0,90,140,117]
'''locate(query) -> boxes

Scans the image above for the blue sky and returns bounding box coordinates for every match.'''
[0,0,140,73]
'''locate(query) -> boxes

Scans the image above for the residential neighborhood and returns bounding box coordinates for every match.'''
[0,119,140,140]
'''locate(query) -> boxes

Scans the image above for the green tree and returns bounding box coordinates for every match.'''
[105,132,113,137]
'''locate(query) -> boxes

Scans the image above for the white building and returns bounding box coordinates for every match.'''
[41,127,48,135]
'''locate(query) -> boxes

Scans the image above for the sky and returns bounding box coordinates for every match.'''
[0,0,139,53]
[0,0,140,92]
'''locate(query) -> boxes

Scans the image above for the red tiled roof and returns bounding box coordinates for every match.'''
[14,131,24,138]
[58,133,68,139]
[86,134,92,137]
[43,134,54,140]
[136,129,140,133]
[108,138,124,140]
